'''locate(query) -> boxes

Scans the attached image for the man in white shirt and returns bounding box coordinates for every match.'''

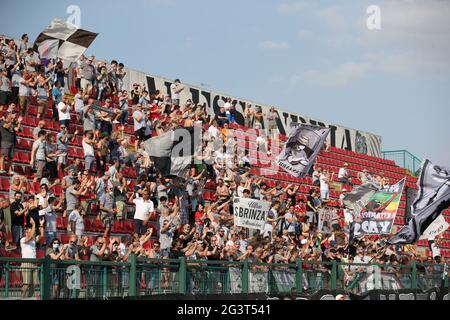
[338,163,353,185]
[170,79,184,106]
[320,171,331,200]
[68,204,85,239]
[131,189,155,235]
[20,218,44,298]
[57,95,72,128]
[207,120,220,140]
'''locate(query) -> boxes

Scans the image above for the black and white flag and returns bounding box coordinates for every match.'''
[388,160,450,245]
[34,19,98,62]
[143,127,200,178]
[276,123,330,178]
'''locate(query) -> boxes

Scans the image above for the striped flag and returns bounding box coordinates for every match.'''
[33,19,98,63]
[388,160,450,245]
[143,127,200,178]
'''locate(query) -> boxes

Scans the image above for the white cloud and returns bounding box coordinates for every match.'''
[302,62,371,87]
[311,0,450,75]
[259,40,290,50]
[278,2,309,14]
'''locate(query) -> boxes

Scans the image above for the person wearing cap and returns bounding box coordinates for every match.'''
[170,79,184,106]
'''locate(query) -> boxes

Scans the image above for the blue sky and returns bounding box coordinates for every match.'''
[1,0,450,165]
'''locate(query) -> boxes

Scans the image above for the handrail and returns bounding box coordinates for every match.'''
[0,256,447,300]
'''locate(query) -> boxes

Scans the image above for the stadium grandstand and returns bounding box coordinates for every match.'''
[0,24,449,301]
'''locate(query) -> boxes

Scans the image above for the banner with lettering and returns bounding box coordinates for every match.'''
[122,69,382,157]
[276,123,330,178]
[353,178,406,237]
[233,197,271,231]
[419,214,449,240]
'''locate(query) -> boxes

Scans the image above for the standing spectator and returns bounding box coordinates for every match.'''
[43,196,58,247]
[0,112,22,174]
[96,133,109,175]
[18,69,32,115]
[90,236,107,259]
[18,34,30,54]
[133,104,147,151]
[11,192,25,245]
[98,184,115,238]
[56,124,78,174]
[130,189,155,235]
[82,131,96,173]
[57,95,73,129]
[36,72,51,119]
[252,106,264,129]
[243,104,253,128]
[68,203,85,239]
[117,63,126,92]
[30,130,48,183]
[0,68,12,110]
[64,179,87,218]
[96,65,108,101]
[266,107,279,137]
[51,80,63,121]
[80,56,96,95]
[118,90,129,125]
[33,119,46,140]
[170,79,184,106]
[64,235,81,261]
[320,170,333,201]
[46,238,66,299]
[83,98,98,133]
[312,167,322,186]
[20,217,44,298]
[306,190,319,225]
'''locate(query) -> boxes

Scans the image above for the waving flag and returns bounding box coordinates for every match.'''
[276,123,330,178]
[388,160,450,245]
[143,127,200,178]
[34,19,98,62]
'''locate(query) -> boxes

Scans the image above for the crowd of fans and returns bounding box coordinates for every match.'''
[0,33,447,297]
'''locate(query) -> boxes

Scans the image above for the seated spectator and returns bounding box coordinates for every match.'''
[338,163,353,186]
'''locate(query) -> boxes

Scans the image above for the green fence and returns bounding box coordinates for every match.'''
[381,150,422,176]
[0,256,448,299]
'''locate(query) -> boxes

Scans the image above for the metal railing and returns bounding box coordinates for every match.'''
[0,256,448,299]
[381,150,422,176]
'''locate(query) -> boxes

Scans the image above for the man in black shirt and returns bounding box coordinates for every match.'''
[215,106,228,127]
[10,192,25,245]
